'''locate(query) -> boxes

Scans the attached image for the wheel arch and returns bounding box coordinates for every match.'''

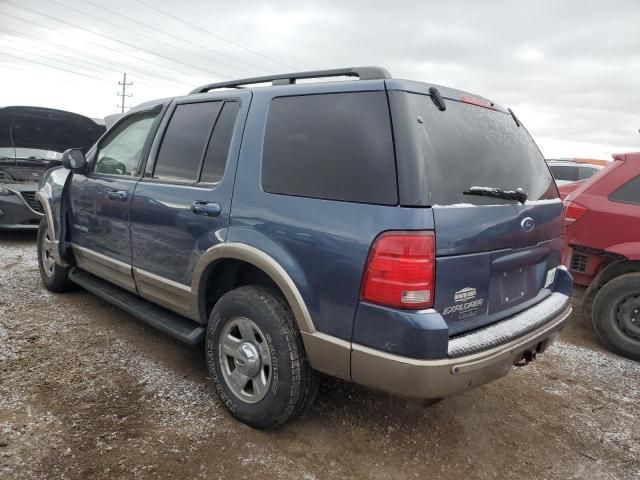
[35,167,71,266]
[191,243,352,380]
[191,243,316,334]
[584,259,640,308]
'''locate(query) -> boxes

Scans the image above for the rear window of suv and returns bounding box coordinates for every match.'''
[262,92,397,205]
[408,93,557,205]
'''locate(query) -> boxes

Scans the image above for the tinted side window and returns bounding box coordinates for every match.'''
[578,166,598,180]
[549,165,577,181]
[95,112,157,176]
[153,101,221,181]
[200,101,240,183]
[609,176,640,205]
[262,92,397,205]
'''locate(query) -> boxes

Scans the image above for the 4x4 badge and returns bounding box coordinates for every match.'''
[521,217,535,232]
[454,287,476,303]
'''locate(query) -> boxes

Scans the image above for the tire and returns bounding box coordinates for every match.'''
[591,273,640,361]
[37,218,73,293]
[205,285,318,429]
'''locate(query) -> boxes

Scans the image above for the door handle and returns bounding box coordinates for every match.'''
[191,201,221,217]
[107,190,127,200]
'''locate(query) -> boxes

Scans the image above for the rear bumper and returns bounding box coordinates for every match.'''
[350,296,572,399]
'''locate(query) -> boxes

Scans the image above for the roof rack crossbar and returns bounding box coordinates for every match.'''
[189,66,391,94]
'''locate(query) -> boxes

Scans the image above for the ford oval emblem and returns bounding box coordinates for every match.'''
[521,217,535,232]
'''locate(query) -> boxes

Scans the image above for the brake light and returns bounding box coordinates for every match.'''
[361,231,435,309]
[460,95,496,110]
[563,200,589,226]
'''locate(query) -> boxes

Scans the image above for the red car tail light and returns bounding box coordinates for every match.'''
[563,200,589,226]
[361,231,435,310]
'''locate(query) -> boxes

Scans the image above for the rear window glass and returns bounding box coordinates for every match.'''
[549,165,576,181]
[154,101,221,182]
[262,92,397,205]
[578,166,599,180]
[609,176,640,205]
[409,94,557,205]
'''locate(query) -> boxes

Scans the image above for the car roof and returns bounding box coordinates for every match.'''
[546,160,603,169]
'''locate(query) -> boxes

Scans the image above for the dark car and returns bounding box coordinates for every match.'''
[37,67,572,428]
[547,159,603,186]
[563,152,640,360]
[0,106,105,229]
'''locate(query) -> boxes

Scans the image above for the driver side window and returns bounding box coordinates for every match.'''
[95,112,157,176]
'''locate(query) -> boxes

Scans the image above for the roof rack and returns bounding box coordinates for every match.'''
[189,66,391,94]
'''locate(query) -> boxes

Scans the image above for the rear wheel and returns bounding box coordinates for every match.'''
[592,273,640,361]
[37,218,73,293]
[205,285,318,428]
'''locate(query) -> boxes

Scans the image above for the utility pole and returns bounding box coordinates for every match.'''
[117,73,133,113]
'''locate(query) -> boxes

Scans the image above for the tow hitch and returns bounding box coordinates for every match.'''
[514,346,538,367]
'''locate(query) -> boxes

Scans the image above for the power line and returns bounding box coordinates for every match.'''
[0,38,111,79]
[81,0,265,76]
[135,0,298,71]
[0,25,187,89]
[0,9,205,85]
[0,52,107,82]
[117,73,132,113]
[44,0,252,79]
[3,1,226,81]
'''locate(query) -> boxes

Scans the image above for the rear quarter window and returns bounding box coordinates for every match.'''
[153,101,222,182]
[261,92,397,205]
[609,176,640,205]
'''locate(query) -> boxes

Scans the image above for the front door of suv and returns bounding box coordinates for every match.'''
[129,91,249,318]
[68,106,163,292]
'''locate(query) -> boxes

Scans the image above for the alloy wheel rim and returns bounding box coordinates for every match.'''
[219,317,272,403]
[41,229,55,277]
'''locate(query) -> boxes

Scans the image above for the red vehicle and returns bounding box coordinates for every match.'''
[563,152,640,360]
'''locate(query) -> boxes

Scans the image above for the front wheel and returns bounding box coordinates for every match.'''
[206,285,317,429]
[37,218,73,293]
[592,273,640,361]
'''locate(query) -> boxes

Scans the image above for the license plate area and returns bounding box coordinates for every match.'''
[488,266,539,313]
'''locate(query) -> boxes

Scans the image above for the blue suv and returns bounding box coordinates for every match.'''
[37,67,572,428]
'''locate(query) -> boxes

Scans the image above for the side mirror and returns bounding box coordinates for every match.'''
[61,148,87,172]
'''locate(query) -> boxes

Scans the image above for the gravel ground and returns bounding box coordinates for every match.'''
[1,231,638,480]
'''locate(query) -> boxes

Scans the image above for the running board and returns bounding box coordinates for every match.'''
[69,268,205,345]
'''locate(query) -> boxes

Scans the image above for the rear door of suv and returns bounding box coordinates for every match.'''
[388,82,564,336]
[129,91,249,318]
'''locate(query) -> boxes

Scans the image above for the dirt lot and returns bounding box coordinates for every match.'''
[1,231,638,480]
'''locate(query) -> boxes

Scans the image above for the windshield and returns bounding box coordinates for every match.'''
[0,147,62,160]
[408,93,557,205]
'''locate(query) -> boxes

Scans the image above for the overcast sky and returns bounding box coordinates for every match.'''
[0,0,638,159]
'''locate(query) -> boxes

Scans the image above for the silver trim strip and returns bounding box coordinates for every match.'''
[133,267,196,320]
[71,243,136,293]
[133,267,191,292]
[351,304,572,367]
[72,244,131,272]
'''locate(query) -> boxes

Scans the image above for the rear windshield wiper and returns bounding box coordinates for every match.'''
[463,186,528,204]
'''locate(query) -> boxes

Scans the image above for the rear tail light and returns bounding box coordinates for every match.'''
[563,199,589,226]
[361,231,435,310]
